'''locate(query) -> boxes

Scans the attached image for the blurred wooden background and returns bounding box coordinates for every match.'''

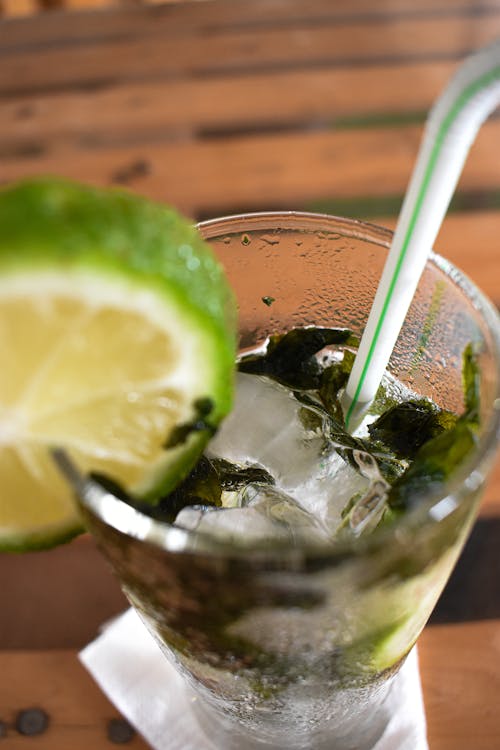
[0,0,499,305]
[0,0,170,17]
[0,1,499,748]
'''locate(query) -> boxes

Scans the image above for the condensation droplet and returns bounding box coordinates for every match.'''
[260,234,280,246]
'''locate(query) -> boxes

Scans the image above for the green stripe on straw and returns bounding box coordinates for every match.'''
[345,65,500,430]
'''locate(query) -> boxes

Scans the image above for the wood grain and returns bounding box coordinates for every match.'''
[0,0,496,47]
[420,620,500,750]
[0,2,499,749]
[0,620,498,749]
[476,455,500,516]
[0,61,456,146]
[0,535,127,650]
[0,649,149,749]
[2,13,500,97]
[0,0,194,18]
[2,119,500,222]
[1,0,38,17]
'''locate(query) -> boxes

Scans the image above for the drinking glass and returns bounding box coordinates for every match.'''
[73,213,500,750]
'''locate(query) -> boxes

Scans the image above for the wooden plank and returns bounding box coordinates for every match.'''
[63,0,119,9]
[0,535,127,649]
[0,648,149,749]
[482,457,500,515]
[0,0,110,13]
[1,13,500,96]
[0,620,498,748]
[1,0,38,17]
[0,61,455,147]
[420,620,500,750]
[0,0,496,53]
[2,120,499,219]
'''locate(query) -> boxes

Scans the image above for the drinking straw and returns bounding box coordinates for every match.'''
[344,39,500,429]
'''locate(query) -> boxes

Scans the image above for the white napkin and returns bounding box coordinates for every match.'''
[80,608,428,750]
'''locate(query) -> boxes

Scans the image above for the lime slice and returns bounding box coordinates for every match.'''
[0,179,236,551]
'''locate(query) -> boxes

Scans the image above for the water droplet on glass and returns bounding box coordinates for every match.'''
[260,234,280,246]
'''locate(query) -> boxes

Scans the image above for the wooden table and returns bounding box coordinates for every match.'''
[0,1,499,748]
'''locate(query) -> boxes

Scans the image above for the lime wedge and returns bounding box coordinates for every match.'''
[0,179,236,551]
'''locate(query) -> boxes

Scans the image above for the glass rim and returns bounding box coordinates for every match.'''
[78,211,500,563]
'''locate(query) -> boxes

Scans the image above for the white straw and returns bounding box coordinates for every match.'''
[344,39,500,428]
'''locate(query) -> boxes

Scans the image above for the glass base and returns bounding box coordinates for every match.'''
[190,667,402,750]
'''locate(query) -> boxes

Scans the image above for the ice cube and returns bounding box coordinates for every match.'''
[241,483,330,544]
[174,503,286,545]
[208,373,370,527]
[173,505,207,531]
[208,372,317,484]
[174,484,330,546]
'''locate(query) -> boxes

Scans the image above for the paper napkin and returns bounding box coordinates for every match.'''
[80,608,428,750]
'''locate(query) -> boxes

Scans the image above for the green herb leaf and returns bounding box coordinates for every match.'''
[134,456,275,523]
[387,421,477,511]
[318,349,355,422]
[239,327,353,389]
[261,296,276,307]
[210,458,275,490]
[367,399,457,459]
[372,344,481,513]
[146,456,222,522]
[462,343,480,427]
